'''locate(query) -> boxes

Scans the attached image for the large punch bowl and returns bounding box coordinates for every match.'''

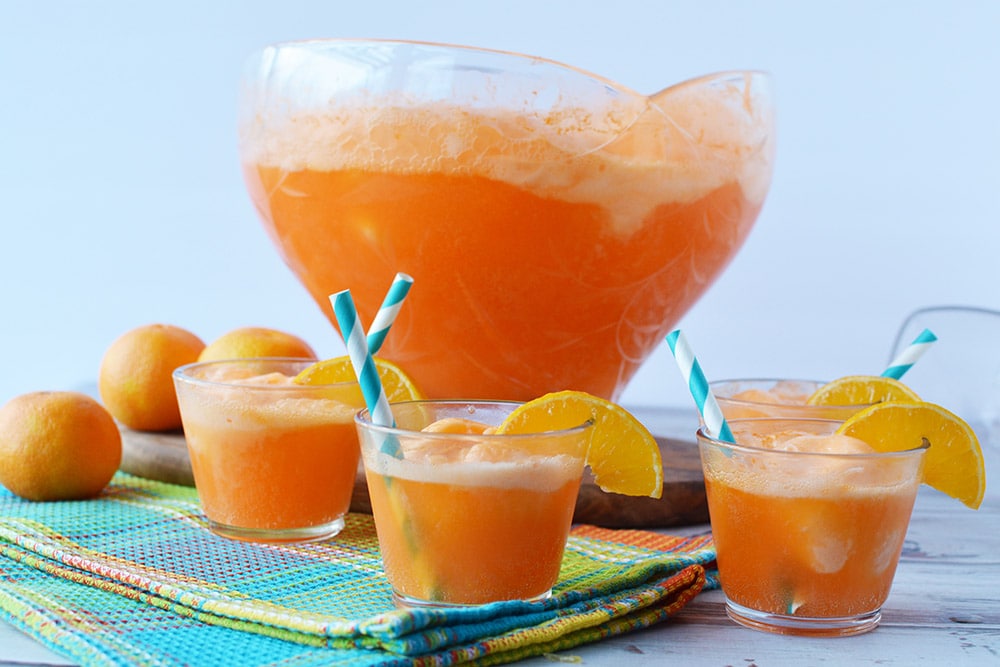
[239,39,775,401]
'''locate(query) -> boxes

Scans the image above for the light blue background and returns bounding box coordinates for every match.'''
[2,1,998,409]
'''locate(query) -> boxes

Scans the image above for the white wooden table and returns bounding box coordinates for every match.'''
[3,408,998,666]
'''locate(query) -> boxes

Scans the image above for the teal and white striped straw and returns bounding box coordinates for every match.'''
[666,329,735,443]
[882,328,937,380]
[367,272,413,355]
[331,289,402,457]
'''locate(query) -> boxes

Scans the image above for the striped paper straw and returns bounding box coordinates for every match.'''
[882,328,937,380]
[367,272,414,355]
[330,289,402,457]
[666,329,735,443]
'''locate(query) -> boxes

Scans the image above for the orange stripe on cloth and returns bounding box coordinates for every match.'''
[570,524,713,554]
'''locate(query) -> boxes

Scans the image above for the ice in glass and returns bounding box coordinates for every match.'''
[697,418,926,636]
[173,359,365,542]
[355,400,591,607]
[712,379,867,420]
[239,39,775,401]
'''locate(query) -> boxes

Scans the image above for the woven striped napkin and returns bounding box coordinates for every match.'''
[0,473,715,666]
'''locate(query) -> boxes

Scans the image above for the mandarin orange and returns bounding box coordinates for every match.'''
[198,327,316,362]
[0,391,122,501]
[98,323,205,431]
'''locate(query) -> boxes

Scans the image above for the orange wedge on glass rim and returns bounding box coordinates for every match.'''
[837,400,986,510]
[292,355,423,401]
[496,390,663,498]
[806,374,921,406]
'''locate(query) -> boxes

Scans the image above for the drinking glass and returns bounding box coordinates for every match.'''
[698,417,926,636]
[173,358,365,542]
[888,306,1000,431]
[355,400,591,607]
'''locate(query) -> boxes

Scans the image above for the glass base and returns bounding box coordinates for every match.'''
[207,516,345,543]
[726,599,882,637]
[392,588,552,609]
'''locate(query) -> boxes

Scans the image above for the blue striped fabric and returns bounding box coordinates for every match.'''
[0,474,716,666]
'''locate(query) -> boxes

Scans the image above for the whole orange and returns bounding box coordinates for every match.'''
[198,326,316,362]
[0,391,122,501]
[98,323,206,431]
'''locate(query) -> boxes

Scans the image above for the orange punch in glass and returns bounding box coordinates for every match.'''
[238,39,775,401]
[354,400,591,607]
[711,375,924,421]
[697,417,926,636]
[711,379,870,420]
[173,359,365,543]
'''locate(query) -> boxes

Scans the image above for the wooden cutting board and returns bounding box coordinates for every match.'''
[119,428,707,528]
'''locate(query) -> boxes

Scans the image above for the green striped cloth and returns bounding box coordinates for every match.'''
[0,473,716,666]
